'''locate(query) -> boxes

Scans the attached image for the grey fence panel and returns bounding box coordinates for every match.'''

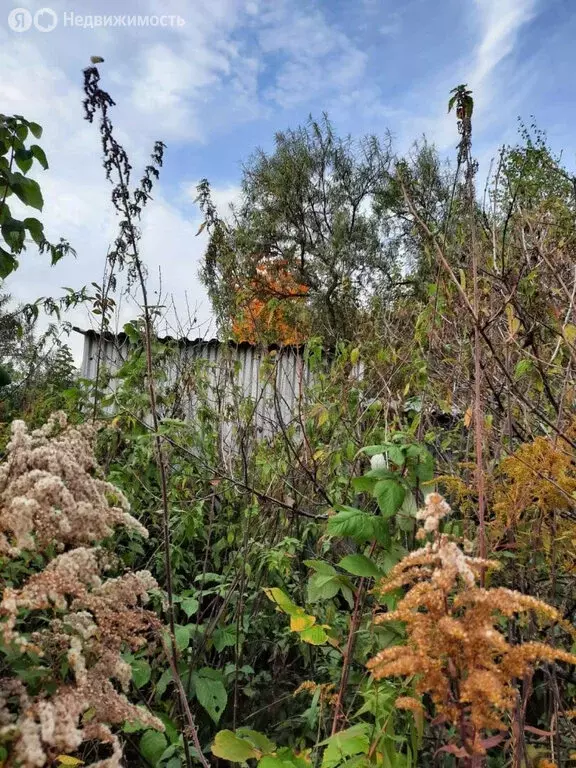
[76,330,316,445]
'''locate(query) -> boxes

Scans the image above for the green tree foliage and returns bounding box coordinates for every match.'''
[199,115,398,342]
[0,113,74,278]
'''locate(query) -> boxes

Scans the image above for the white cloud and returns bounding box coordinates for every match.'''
[257,0,369,109]
[470,0,537,88]
[127,0,264,139]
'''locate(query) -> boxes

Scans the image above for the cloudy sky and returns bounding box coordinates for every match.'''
[1,0,574,359]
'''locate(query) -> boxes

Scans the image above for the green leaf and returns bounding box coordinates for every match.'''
[14,148,33,174]
[212,730,260,762]
[180,596,199,618]
[397,493,417,532]
[155,668,173,698]
[139,730,168,767]
[327,506,373,540]
[156,713,180,745]
[307,573,340,602]
[328,506,389,544]
[28,122,43,139]
[339,582,355,609]
[131,658,151,689]
[15,123,28,142]
[351,475,377,493]
[303,559,337,575]
[0,203,10,225]
[385,445,405,466]
[374,479,405,518]
[173,624,191,651]
[514,358,533,379]
[23,217,44,244]
[30,144,48,170]
[235,729,276,755]
[263,587,300,616]
[192,668,227,724]
[320,725,370,768]
[363,467,396,480]
[299,625,328,645]
[360,444,391,457]
[213,625,237,651]
[1,218,26,252]
[260,750,309,768]
[414,453,434,482]
[0,247,18,278]
[259,758,288,768]
[564,323,576,345]
[338,554,382,578]
[11,175,43,210]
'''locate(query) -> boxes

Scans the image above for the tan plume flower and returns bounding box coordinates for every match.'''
[368,492,576,758]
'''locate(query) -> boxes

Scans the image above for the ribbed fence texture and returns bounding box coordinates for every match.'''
[76,329,334,456]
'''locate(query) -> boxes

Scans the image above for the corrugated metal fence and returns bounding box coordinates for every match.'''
[76,329,327,450]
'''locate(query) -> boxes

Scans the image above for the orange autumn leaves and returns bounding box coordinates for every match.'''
[232,261,309,345]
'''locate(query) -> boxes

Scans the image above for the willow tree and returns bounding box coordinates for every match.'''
[198,116,398,344]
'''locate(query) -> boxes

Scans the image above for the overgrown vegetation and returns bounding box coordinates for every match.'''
[1,65,576,768]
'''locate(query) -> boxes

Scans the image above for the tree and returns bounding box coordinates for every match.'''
[0,314,77,427]
[0,291,19,387]
[374,139,457,297]
[199,115,397,343]
[0,113,74,278]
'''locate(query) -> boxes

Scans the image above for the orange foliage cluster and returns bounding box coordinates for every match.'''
[232,261,309,345]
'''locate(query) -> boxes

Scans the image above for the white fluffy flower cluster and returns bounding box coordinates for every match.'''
[0,412,148,556]
[0,414,163,766]
[416,491,451,538]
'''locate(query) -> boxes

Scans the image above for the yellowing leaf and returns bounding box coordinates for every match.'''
[463,407,472,428]
[263,587,299,616]
[211,730,261,762]
[299,625,329,645]
[57,757,84,766]
[350,347,360,365]
[564,323,576,345]
[290,613,316,632]
[506,304,520,337]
